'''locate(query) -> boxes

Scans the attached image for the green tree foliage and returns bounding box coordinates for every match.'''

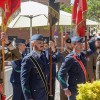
[87,0,100,21]
[60,0,100,22]
[60,4,72,13]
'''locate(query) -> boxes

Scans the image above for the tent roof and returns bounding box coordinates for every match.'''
[60,10,72,16]
[86,19,99,25]
[21,1,48,16]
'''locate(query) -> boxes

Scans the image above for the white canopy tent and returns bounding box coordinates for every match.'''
[20,1,48,16]
[0,1,99,27]
[8,12,99,28]
[8,13,99,28]
[59,10,99,26]
[86,19,99,26]
[8,14,49,28]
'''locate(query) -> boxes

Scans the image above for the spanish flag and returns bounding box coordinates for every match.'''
[48,0,60,26]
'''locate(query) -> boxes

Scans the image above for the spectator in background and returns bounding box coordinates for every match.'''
[95,36,100,80]
[82,41,95,82]
[96,54,100,80]
[10,39,26,100]
[0,32,21,99]
[58,38,72,100]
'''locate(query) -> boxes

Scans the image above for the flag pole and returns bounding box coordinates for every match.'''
[1,11,5,94]
[49,13,53,100]
[48,1,60,99]
[82,0,88,81]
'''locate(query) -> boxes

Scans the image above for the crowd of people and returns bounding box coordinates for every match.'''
[0,31,100,100]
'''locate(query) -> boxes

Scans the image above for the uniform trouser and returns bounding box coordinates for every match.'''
[60,87,68,100]
[12,83,25,100]
[68,92,77,100]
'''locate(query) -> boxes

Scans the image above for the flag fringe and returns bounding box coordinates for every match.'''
[48,6,59,19]
[1,6,20,32]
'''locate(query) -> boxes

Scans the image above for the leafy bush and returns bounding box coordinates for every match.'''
[76,81,100,100]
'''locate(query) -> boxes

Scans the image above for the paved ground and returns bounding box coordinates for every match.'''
[55,79,60,100]
[55,65,60,100]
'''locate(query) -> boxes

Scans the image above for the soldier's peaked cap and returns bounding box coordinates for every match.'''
[44,39,48,43]
[30,34,44,41]
[66,38,71,43]
[96,36,100,41]
[71,36,83,43]
[16,39,26,44]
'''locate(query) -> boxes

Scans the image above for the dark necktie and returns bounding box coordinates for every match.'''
[40,54,45,62]
[80,55,82,60]
[22,53,24,58]
[77,55,82,60]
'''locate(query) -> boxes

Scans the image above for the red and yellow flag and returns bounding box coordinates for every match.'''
[81,0,88,19]
[72,0,79,24]
[76,3,85,37]
[1,0,21,31]
[72,0,88,37]
[0,0,5,11]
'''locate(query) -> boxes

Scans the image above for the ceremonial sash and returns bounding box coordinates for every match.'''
[73,55,87,82]
[29,56,49,99]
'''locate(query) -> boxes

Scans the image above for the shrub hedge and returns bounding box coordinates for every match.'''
[76,81,100,100]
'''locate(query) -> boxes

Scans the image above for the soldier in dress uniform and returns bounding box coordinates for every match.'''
[82,41,95,82]
[0,32,21,99]
[45,39,63,100]
[58,36,87,100]
[95,36,100,80]
[10,39,26,100]
[59,38,72,100]
[62,38,72,57]
[92,36,100,78]
[21,34,61,100]
[96,54,100,80]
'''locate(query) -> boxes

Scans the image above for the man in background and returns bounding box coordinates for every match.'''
[82,40,95,82]
[95,36,100,80]
[58,38,72,100]
[0,32,21,99]
[10,39,26,100]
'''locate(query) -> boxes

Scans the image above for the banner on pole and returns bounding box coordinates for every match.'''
[0,0,21,31]
[48,0,60,26]
[72,0,87,37]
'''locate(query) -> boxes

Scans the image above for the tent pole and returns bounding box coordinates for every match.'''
[30,17,33,52]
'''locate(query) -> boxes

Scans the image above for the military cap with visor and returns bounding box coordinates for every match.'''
[71,36,83,43]
[30,34,44,41]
